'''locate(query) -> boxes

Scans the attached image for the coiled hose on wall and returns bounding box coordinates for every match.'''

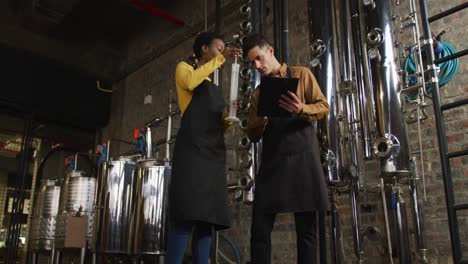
[403,40,459,100]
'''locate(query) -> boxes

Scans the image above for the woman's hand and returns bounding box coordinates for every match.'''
[233,99,239,112]
[222,47,242,60]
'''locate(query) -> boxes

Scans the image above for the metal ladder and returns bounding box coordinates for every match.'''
[418,1,468,263]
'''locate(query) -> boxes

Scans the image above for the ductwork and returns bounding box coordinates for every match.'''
[129,0,185,26]
[31,0,82,23]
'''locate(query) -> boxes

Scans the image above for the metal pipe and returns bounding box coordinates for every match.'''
[330,190,343,264]
[281,0,289,64]
[416,106,427,200]
[406,0,428,202]
[166,89,173,162]
[146,127,152,159]
[54,250,60,264]
[91,157,108,254]
[50,248,56,264]
[350,180,363,262]
[441,98,468,111]
[366,0,412,176]
[106,140,110,161]
[418,0,461,261]
[334,0,354,176]
[380,178,394,264]
[215,0,221,33]
[350,0,376,159]
[308,0,341,184]
[74,152,79,171]
[394,187,412,264]
[80,248,86,264]
[145,109,179,128]
[337,0,367,195]
[273,0,282,62]
[6,118,33,264]
[434,49,468,64]
[24,140,41,262]
[31,253,37,264]
[428,2,468,22]
[410,158,428,263]
[258,0,264,34]
[338,0,353,82]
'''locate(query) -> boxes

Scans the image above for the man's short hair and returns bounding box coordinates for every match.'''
[242,33,270,55]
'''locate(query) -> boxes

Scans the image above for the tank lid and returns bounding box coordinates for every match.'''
[67,170,87,177]
[137,158,163,167]
[44,179,59,186]
[111,154,140,162]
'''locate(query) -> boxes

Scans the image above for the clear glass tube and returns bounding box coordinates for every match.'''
[225,56,240,122]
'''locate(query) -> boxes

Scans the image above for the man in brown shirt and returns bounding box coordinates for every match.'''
[243,33,330,264]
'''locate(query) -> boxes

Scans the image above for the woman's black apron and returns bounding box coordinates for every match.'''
[254,68,329,214]
[169,80,230,230]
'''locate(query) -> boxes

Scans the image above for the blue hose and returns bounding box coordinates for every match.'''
[219,233,241,264]
[402,41,459,100]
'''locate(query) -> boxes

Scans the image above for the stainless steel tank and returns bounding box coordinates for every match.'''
[94,156,138,254]
[130,159,171,255]
[54,170,96,249]
[29,180,61,252]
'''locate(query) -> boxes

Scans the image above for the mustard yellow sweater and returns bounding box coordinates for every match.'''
[175,54,225,115]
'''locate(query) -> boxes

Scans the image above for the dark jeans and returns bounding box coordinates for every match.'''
[166,221,212,264]
[250,206,318,264]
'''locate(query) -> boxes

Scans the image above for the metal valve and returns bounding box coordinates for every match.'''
[238,152,253,169]
[367,28,384,47]
[240,117,249,130]
[240,67,252,80]
[240,20,252,33]
[238,137,251,150]
[310,39,326,57]
[240,83,253,97]
[240,4,251,18]
[363,0,376,9]
[238,175,254,190]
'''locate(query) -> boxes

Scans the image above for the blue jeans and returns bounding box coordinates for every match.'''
[166,221,212,264]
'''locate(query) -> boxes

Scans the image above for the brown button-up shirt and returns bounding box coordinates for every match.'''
[247,63,330,142]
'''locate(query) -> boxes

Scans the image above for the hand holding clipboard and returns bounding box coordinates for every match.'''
[257,77,300,117]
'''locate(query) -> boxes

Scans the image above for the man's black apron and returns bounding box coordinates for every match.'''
[254,68,329,213]
[169,80,230,230]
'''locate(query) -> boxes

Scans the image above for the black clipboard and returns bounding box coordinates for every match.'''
[257,77,299,117]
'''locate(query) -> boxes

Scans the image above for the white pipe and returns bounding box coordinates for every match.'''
[146,127,152,159]
[166,89,173,162]
[225,56,240,122]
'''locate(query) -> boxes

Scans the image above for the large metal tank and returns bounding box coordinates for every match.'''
[54,170,96,249]
[94,156,138,254]
[130,159,171,255]
[29,180,61,252]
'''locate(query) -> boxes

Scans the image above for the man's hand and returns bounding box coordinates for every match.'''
[278,91,303,114]
[228,99,239,112]
[222,47,242,59]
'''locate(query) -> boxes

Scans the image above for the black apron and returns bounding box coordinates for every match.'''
[169,80,230,230]
[254,68,329,214]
